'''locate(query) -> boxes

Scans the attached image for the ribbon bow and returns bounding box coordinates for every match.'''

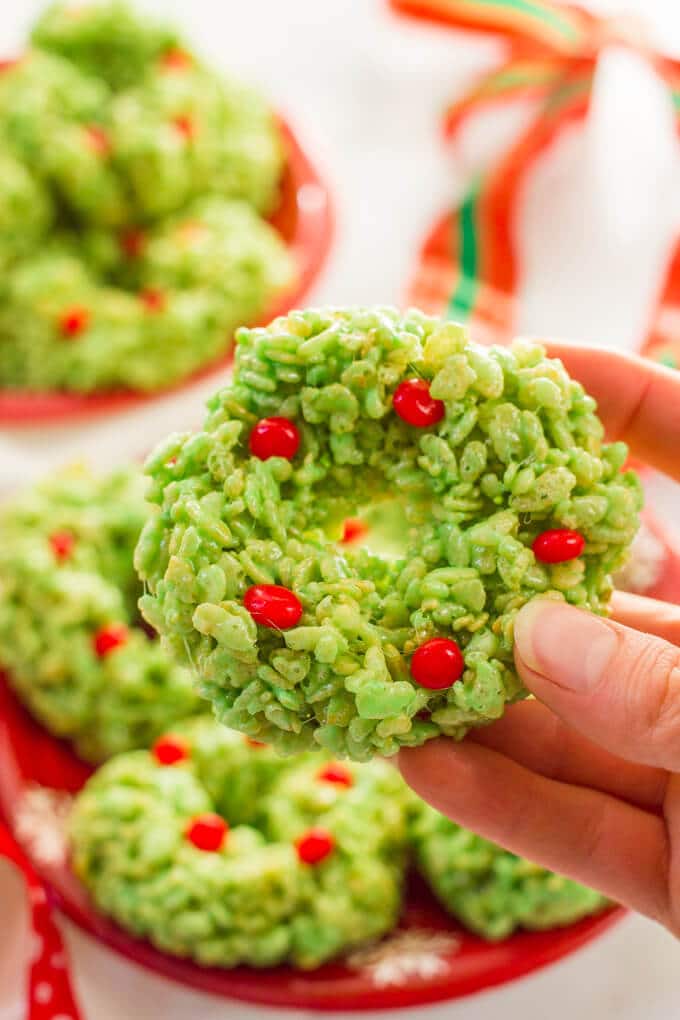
[0,823,82,1020]
[394,0,680,365]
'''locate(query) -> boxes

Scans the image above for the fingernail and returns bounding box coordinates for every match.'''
[514,600,618,692]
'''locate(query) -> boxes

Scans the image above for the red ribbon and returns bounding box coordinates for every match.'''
[394,0,680,363]
[0,823,82,1020]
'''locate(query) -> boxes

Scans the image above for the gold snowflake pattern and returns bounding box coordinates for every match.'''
[14,785,73,868]
[614,522,666,595]
[346,929,461,988]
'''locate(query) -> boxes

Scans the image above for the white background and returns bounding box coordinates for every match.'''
[2,0,680,1017]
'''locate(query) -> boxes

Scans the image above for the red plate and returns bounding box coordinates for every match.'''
[1,502,677,1010]
[0,680,623,1011]
[0,118,333,425]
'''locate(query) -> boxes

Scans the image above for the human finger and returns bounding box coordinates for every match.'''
[399,738,670,926]
[610,590,680,647]
[514,599,680,770]
[544,342,680,481]
[469,699,667,810]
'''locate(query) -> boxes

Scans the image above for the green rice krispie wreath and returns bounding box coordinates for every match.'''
[410,802,607,939]
[0,465,197,762]
[0,2,293,393]
[136,306,642,761]
[69,715,409,969]
[69,716,606,964]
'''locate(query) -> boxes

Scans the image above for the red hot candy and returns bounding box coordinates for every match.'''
[186,814,229,852]
[49,531,74,562]
[296,828,334,864]
[410,637,464,690]
[140,288,166,312]
[532,529,585,564]
[84,124,110,156]
[341,518,368,544]
[59,306,90,338]
[152,735,189,766]
[160,47,193,71]
[317,763,353,787]
[172,114,196,139]
[244,585,303,629]
[120,229,145,258]
[393,378,444,427]
[93,623,129,658]
[249,417,300,461]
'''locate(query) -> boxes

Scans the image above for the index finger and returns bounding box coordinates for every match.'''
[543,342,680,482]
[398,739,670,927]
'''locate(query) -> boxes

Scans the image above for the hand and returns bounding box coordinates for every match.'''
[399,343,680,935]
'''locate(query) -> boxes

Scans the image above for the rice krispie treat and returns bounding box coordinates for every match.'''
[69,714,607,964]
[0,466,198,762]
[410,802,607,939]
[32,1,181,91]
[69,716,408,968]
[0,201,292,392]
[136,307,642,760]
[0,2,293,394]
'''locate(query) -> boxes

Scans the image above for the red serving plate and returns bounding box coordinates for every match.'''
[0,118,333,425]
[0,681,623,1011]
[1,503,677,1010]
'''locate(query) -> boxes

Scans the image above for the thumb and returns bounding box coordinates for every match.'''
[514,599,680,771]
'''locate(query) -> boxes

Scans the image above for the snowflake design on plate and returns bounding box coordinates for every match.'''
[614,522,667,595]
[14,785,73,867]
[345,929,461,988]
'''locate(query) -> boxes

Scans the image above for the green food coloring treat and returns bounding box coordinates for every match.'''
[0,466,198,762]
[0,3,292,394]
[410,802,607,939]
[69,715,607,965]
[136,307,641,760]
[69,716,407,969]
[0,199,293,393]
[109,64,284,219]
[32,1,181,91]
[0,153,53,268]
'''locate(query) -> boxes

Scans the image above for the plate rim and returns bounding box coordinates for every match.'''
[0,675,626,1011]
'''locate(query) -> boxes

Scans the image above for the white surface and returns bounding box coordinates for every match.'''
[1,0,680,1016]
